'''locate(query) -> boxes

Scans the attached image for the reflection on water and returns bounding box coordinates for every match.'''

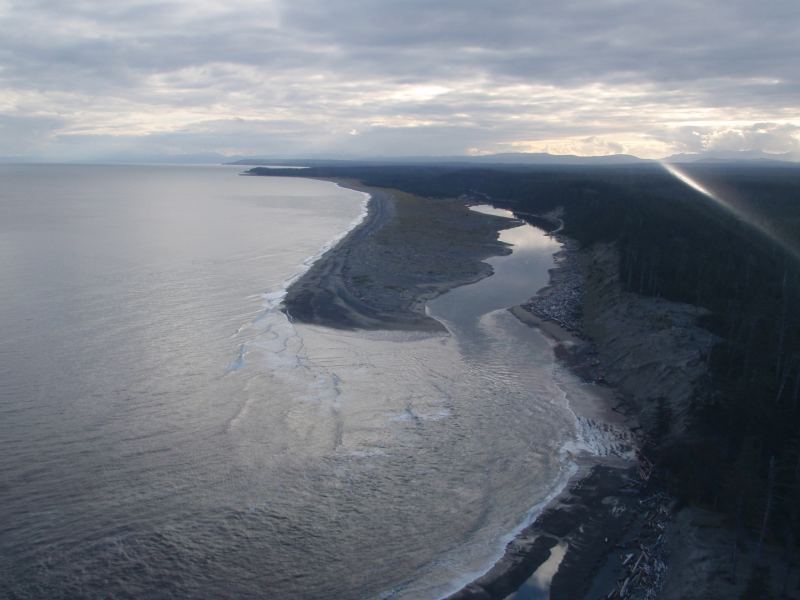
[428,205,560,326]
[505,542,568,600]
[1,177,583,600]
[469,205,516,218]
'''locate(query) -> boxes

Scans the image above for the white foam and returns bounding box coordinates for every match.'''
[229,184,370,371]
[560,415,637,460]
[432,459,579,600]
[551,364,637,462]
[223,184,370,439]
[429,269,636,600]
[277,185,370,304]
[451,372,634,600]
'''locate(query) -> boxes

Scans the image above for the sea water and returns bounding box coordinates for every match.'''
[0,166,593,599]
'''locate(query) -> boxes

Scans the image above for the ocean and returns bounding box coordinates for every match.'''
[0,165,589,599]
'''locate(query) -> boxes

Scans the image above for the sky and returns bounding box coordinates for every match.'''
[1,0,799,161]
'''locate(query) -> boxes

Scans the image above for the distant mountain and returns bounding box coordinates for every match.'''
[666,149,799,164]
[232,150,800,168]
[104,152,245,165]
[460,152,644,165]
[228,152,645,167]
[229,158,340,166]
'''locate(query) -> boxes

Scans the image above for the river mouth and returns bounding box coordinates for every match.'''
[241,203,585,599]
[225,201,592,599]
[428,205,561,328]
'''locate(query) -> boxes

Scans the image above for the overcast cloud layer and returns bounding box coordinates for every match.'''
[1,0,799,160]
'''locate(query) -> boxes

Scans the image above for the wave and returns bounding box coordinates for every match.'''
[266,184,370,311]
[223,183,370,432]
[226,184,370,367]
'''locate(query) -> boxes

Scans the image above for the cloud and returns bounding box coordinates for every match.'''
[0,114,66,156]
[706,123,800,155]
[656,123,800,158]
[0,0,798,160]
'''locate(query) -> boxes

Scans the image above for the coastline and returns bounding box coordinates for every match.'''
[281,178,519,332]
[248,173,661,599]
[444,238,646,600]
[454,208,716,599]
[271,181,372,308]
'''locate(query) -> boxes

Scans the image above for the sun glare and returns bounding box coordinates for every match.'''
[659,162,717,199]
[660,161,800,261]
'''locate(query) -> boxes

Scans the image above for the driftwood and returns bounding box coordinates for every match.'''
[620,576,631,597]
[607,455,671,600]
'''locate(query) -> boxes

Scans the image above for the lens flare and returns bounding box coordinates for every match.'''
[659,161,800,262]
[660,161,717,200]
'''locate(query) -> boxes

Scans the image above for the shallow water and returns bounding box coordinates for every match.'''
[1,172,586,599]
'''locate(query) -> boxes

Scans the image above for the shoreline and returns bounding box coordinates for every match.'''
[447,209,714,599]
[248,172,653,599]
[271,180,372,308]
[444,232,645,600]
[280,178,518,332]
